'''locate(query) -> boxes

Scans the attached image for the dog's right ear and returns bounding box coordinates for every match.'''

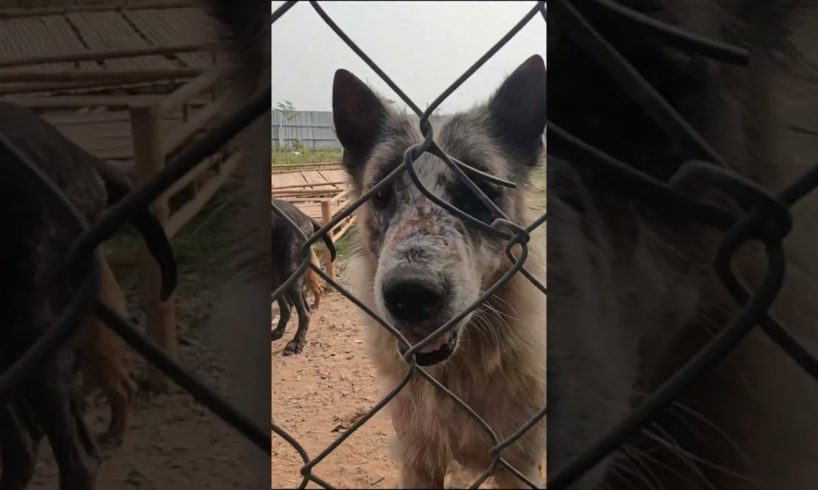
[332,69,388,170]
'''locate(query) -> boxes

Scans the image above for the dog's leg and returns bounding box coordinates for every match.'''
[0,402,42,490]
[311,285,320,310]
[26,361,99,490]
[272,296,290,341]
[283,287,310,356]
[82,359,131,448]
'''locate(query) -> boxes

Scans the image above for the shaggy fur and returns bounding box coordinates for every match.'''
[334,56,547,487]
[548,1,818,488]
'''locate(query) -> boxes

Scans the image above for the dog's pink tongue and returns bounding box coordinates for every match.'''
[406,333,448,353]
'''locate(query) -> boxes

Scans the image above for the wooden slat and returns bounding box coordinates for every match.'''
[164,100,223,155]
[5,94,161,109]
[158,71,218,114]
[0,42,209,69]
[0,2,199,19]
[271,162,343,174]
[0,67,203,83]
[270,180,347,192]
[167,151,241,237]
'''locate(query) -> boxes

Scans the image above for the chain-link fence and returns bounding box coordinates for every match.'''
[273,0,818,489]
[272,1,548,487]
[0,76,272,480]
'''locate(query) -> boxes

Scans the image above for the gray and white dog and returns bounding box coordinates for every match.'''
[334,56,547,487]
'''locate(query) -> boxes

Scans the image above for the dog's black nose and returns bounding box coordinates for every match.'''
[382,266,445,323]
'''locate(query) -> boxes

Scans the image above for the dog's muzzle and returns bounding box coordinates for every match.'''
[381,264,457,366]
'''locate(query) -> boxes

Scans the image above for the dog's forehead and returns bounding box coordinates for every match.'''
[362,111,506,191]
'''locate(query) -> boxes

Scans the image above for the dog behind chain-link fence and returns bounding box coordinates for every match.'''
[0,1,272,488]
[273,1,547,488]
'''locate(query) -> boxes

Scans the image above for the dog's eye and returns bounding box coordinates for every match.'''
[372,184,393,208]
[452,183,500,222]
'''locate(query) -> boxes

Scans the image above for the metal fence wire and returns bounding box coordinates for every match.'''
[273,0,818,489]
[0,82,273,461]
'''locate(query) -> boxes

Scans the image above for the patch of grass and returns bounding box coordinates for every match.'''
[272,149,342,166]
[110,188,242,341]
[333,227,359,263]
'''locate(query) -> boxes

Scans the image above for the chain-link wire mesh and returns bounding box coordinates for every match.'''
[0,82,272,463]
[273,0,818,489]
[272,2,548,488]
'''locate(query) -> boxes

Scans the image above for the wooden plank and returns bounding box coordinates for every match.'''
[5,94,161,109]
[320,169,348,182]
[270,162,343,174]
[42,110,133,125]
[273,173,309,187]
[0,2,199,19]
[158,71,218,114]
[0,78,185,96]
[166,151,241,236]
[64,11,166,71]
[125,8,210,68]
[164,100,222,155]
[270,180,347,192]
[0,42,209,69]
[162,154,219,201]
[0,67,204,83]
[130,104,176,393]
[329,189,351,207]
[331,215,356,243]
[302,170,330,185]
[0,16,92,72]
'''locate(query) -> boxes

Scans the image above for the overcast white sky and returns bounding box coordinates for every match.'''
[271,1,546,114]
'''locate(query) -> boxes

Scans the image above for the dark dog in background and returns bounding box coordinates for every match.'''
[271,198,336,355]
[0,101,176,489]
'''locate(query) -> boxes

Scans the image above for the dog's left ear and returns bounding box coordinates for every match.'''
[488,54,546,165]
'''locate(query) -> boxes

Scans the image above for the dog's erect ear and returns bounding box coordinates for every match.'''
[488,55,546,164]
[333,69,388,166]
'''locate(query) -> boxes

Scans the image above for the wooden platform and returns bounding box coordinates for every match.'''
[0,2,211,70]
[0,1,232,391]
[272,163,356,280]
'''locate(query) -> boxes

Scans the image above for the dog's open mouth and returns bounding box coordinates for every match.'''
[398,330,458,366]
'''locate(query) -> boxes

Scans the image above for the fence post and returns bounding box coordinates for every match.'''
[129,103,177,393]
[320,201,336,281]
[277,119,283,149]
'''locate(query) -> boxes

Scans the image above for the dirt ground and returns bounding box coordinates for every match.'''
[271,263,398,489]
[28,297,265,490]
[23,192,268,489]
